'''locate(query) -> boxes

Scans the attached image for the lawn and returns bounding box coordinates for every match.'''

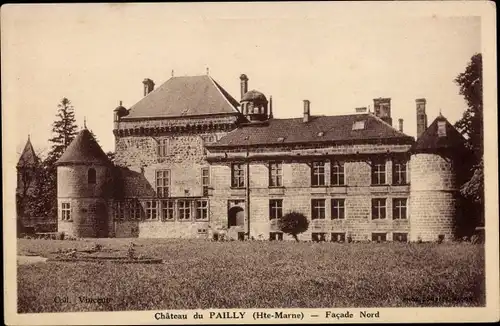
[17,238,485,313]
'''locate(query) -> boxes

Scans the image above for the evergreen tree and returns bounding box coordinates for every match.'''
[46,97,79,165]
[40,98,79,219]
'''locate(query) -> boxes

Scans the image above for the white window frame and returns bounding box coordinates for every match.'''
[145,200,158,220]
[393,161,408,185]
[331,161,345,186]
[195,200,209,221]
[158,139,169,157]
[269,162,283,187]
[311,161,326,186]
[61,202,71,221]
[311,199,326,220]
[371,161,386,185]
[156,170,170,198]
[269,199,283,220]
[231,163,245,188]
[392,198,408,220]
[331,198,345,220]
[371,198,387,220]
[161,200,175,221]
[178,200,191,221]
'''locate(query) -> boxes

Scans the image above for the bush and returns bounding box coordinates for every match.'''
[278,211,309,242]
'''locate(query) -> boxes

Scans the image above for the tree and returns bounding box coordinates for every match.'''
[454,53,483,163]
[46,98,79,165]
[278,212,309,242]
[454,53,484,230]
[40,98,79,219]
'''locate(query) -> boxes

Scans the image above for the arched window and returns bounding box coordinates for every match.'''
[88,168,96,184]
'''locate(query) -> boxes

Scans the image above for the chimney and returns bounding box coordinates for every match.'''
[355,107,367,113]
[416,98,428,138]
[240,74,248,100]
[373,98,392,126]
[303,100,310,123]
[269,96,273,119]
[398,119,404,132]
[143,78,155,96]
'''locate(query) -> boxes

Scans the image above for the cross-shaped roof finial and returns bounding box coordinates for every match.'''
[84,116,87,129]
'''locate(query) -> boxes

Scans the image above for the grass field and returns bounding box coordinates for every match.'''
[17,238,485,313]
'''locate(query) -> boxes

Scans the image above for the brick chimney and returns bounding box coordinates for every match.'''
[373,98,392,126]
[143,78,155,96]
[398,119,404,132]
[416,98,428,139]
[303,100,310,123]
[240,74,248,100]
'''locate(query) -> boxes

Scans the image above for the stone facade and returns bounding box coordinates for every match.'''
[53,75,466,242]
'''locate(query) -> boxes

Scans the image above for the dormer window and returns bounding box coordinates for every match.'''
[277,137,285,142]
[317,131,324,137]
[352,120,366,130]
[437,121,446,137]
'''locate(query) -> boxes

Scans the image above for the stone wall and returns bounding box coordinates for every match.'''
[210,147,411,241]
[409,153,459,241]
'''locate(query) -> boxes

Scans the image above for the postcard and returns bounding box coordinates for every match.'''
[2,2,498,325]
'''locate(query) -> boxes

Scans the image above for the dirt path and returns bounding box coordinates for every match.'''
[17,256,48,265]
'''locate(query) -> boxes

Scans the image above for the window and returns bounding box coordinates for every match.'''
[269,162,283,187]
[231,163,245,188]
[312,232,327,242]
[393,198,407,219]
[269,199,283,220]
[61,202,71,221]
[392,160,408,185]
[437,121,447,137]
[201,167,210,187]
[311,199,326,219]
[331,162,345,185]
[352,120,366,130]
[311,161,326,186]
[331,199,345,219]
[269,232,283,241]
[129,200,143,220]
[114,201,125,220]
[371,160,386,185]
[196,200,209,220]
[178,200,191,220]
[393,232,408,242]
[161,200,175,221]
[372,233,387,242]
[158,139,169,157]
[88,168,96,184]
[371,198,386,219]
[331,233,346,242]
[155,170,170,198]
[145,201,158,220]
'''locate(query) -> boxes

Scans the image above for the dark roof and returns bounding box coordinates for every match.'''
[210,113,414,147]
[124,75,241,119]
[242,90,267,102]
[413,115,466,152]
[17,138,38,168]
[56,129,111,166]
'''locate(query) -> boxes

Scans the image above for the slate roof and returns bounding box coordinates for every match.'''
[56,129,111,166]
[209,113,414,148]
[17,138,38,168]
[124,75,241,119]
[413,115,466,152]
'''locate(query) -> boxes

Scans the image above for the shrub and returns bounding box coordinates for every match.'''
[278,211,309,242]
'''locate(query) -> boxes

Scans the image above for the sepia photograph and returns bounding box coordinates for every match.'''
[2,2,498,325]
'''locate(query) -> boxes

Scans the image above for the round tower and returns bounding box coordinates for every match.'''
[55,128,112,238]
[409,115,467,242]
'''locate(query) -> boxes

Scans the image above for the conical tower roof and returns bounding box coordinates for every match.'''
[56,128,111,166]
[413,114,466,153]
[17,137,38,168]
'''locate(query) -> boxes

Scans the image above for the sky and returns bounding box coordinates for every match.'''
[2,3,482,158]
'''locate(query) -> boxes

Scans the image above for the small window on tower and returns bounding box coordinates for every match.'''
[352,120,366,130]
[437,121,447,137]
[88,168,96,184]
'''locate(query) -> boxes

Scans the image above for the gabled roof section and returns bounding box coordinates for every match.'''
[56,129,111,166]
[124,75,241,119]
[210,113,414,148]
[17,138,38,168]
[413,115,466,152]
